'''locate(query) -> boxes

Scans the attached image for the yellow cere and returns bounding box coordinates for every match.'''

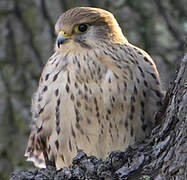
[60,30,69,37]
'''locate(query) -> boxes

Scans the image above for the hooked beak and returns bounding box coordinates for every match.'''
[56,31,70,48]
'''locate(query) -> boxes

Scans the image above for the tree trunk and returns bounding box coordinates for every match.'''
[10,53,187,180]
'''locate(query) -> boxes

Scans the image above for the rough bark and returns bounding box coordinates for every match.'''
[10,53,187,180]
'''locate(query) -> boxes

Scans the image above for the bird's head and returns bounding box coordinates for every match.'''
[55,7,127,53]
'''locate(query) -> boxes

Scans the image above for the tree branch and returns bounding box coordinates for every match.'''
[155,0,185,48]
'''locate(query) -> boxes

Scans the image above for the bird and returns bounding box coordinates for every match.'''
[25,7,163,169]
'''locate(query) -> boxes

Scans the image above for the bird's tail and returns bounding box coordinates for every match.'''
[25,131,46,168]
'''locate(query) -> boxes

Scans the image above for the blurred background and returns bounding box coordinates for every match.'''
[0,0,186,179]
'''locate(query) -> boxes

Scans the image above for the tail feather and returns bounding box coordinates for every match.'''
[25,131,46,168]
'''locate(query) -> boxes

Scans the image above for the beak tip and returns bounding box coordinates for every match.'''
[56,32,69,48]
[57,40,61,48]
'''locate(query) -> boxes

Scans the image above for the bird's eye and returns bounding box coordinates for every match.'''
[78,24,88,32]
[74,23,89,33]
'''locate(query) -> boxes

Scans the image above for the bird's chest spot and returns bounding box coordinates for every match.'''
[73,57,106,83]
[105,69,114,83]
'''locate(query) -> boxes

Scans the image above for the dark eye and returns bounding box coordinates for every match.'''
[78,24,88,32]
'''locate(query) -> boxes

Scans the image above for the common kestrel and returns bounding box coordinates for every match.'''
[25,7,163,169]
